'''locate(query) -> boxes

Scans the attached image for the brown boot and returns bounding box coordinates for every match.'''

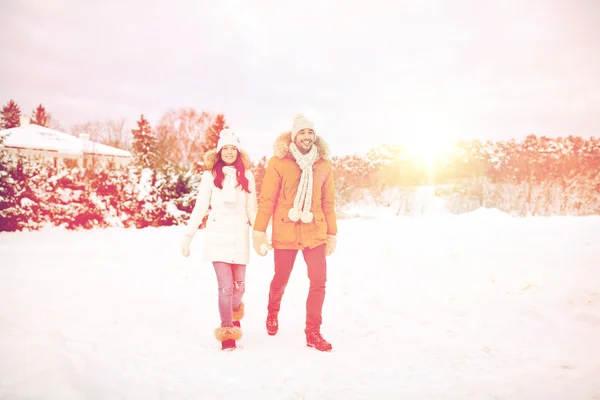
[232,302,244,328]
[214,326,242,351]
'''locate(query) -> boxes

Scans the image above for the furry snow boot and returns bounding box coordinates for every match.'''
[215,326,242,351]
[232,301,245,327]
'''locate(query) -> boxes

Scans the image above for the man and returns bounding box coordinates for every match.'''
[252,113,338,352]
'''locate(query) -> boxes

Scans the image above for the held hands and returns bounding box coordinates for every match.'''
[181,234,193,257]
[252,230,273,256]
[326,234,337,256]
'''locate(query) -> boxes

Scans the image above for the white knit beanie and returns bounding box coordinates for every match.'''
[216,128,241,152]
[291,114,316,142]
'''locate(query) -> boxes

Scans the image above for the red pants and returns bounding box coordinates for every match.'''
[267,244,327,334]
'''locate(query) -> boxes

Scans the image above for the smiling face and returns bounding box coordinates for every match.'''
[293,128,316,154]
[220,145,238,164]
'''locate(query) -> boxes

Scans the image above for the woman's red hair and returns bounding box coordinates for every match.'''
[212,150,251,193]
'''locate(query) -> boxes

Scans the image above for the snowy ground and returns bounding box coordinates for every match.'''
[1,210,600,399]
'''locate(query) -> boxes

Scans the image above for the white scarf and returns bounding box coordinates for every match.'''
[222,166,237,203]
[288,142,319,223]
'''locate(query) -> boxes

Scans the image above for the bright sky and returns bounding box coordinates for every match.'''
[1,0,599,160]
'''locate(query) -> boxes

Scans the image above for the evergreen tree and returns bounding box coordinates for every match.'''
[131,114,157,170]
[0,133,18,231]
[202,114,228,154]
[32,104,51,127]
[252,156,268,195]
[1,100,22,129]
[0,152,43,231]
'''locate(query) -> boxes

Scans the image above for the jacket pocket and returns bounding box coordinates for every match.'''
[273,209,298,246]
[312,212,328,241]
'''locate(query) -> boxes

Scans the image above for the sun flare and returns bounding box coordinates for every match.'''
[403,135,456,166]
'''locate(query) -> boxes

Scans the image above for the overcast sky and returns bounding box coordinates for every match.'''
[1,0,599,159]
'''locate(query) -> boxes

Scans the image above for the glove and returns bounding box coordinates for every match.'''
[252,230,272,256]
[181,234,193,257]
[325,234,337,256]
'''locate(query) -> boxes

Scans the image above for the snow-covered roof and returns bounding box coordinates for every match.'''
[0,122,132,158]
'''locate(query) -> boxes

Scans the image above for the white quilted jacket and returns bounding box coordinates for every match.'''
[185,170,258,265]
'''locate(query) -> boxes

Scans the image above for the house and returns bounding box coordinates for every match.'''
[0,115,132,168]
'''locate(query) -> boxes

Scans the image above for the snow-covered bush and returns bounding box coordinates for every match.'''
[2,134,598,231]
[332,135,600,217]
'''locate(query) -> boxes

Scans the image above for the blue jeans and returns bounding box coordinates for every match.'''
[212,262,246,327]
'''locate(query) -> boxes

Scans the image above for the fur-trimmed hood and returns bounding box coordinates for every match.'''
[203,148,252,170]
[273,132,330,161]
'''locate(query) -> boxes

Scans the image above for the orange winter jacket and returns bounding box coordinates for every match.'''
[254,132,338,250]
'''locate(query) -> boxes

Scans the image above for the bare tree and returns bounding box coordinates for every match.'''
[103,118,130,150]
[48,118,65,132]
[71,121,102,140]
[154,108,213,168]
[71,118,131,150]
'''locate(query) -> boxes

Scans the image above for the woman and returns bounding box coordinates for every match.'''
[181,128,257,351]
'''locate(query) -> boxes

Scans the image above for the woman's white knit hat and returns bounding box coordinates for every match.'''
[291,114,316,142]
[216,129,241,152]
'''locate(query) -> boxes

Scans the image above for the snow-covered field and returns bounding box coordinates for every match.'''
[1,209,600,399]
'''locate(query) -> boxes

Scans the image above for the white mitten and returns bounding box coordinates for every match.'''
[181,234,193,257]
[325,235,337,256]
[252,230,273,256]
